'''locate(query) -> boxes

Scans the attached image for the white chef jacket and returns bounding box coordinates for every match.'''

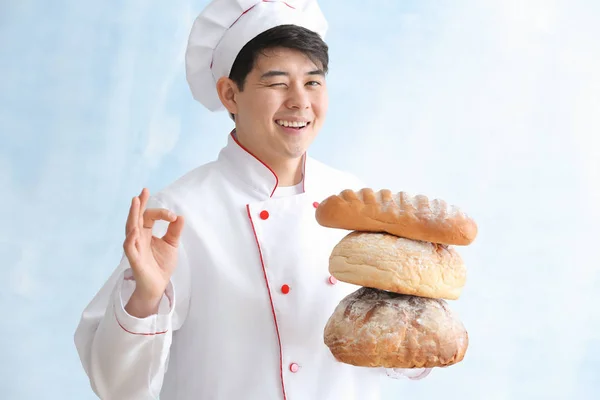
[74,131,385,400]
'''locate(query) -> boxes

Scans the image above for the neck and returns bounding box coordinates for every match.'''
[269,156,304,187]
[233,130,304,187]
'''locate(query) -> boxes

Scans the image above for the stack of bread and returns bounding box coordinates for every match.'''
[315,188,477,373]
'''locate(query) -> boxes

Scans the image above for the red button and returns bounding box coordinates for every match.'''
[313,201,319,208]
[328,276,338,285]
[281,284,290,294]
[259,210,269,220]
[289,363,299,373]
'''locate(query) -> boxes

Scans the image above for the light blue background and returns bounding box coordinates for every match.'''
[1,0,599,399]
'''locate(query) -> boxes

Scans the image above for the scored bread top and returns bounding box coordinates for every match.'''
[315,188,478,245]
[323,287,469,368]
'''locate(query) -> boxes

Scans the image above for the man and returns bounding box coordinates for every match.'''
[74,0,425,398]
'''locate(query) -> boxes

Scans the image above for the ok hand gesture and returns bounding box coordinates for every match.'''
[123,188,184,317]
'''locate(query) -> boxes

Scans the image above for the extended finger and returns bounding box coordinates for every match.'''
[142,208,177,230]
[125,196,140,235]
[162,215,185,247]
[138,188,149,228]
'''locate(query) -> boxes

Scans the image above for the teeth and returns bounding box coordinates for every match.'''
[277,120,308,128]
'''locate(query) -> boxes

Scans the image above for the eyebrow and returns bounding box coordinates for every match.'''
[260,69,325,79]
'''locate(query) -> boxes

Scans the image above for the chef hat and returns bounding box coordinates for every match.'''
[185,0,328,111]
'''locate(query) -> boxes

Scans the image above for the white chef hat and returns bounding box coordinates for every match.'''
[185,0,328,111]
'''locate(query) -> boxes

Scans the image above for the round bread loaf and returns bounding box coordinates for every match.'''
[329,231,466,300]
[324,287,468,369]
[315,188,478,246]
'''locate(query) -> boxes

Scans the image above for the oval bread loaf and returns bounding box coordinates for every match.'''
[324,287,468,369]
[315,188,478,245]
[329,231,466,300]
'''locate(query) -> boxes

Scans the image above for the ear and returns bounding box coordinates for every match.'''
[216,77,239,115]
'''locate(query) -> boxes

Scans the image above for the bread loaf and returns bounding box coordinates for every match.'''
[315,188,478,246]
[324,287,468,369]
[329,231,466,300]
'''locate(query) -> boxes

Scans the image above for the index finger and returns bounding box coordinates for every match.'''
[125,196,140,235]
[138,188,150,225]
[142,208,177,230]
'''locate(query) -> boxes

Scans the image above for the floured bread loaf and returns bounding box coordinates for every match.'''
[329,231,466,300]
[315,188,478,245]
[324,287,468,369]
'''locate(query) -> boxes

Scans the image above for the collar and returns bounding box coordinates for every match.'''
[218,130,311,198]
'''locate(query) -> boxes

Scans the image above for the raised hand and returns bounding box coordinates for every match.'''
[123,188,184,318]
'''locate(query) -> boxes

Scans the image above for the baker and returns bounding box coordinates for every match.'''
[73,0,423,398]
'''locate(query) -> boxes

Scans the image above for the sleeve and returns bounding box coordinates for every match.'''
[384,367,432,380]
[73,195,191,399]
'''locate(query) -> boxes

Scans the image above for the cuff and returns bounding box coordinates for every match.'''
[385,368,432,380]
[113,268,175,335]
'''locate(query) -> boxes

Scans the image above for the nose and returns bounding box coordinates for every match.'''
[285,84,310,110]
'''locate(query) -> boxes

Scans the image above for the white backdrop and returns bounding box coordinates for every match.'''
[1,0,599,399]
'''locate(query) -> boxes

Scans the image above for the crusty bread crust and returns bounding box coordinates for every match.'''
[324,287,468,368]
[316,188,478,245]
[329,231,466,300]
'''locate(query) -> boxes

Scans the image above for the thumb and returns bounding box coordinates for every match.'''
[162,215,184,247]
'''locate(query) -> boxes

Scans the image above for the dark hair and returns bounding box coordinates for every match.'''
[227,24,329,119]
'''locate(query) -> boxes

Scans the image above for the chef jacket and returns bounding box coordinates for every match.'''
[74,131,385,400]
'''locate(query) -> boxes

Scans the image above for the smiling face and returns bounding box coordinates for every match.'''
[218,46,328,164]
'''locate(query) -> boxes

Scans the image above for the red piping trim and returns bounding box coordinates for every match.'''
[118,276,172,335]
[301,153,307,193]
[114,308,168,336]
[246,204,287,400]
[230,4,257,28]
[231,131,279,197]
[263,0,296,9]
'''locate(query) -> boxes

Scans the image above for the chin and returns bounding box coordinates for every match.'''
[280,140,309,159]
[272,122,317,155]
[289,146,308,158]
